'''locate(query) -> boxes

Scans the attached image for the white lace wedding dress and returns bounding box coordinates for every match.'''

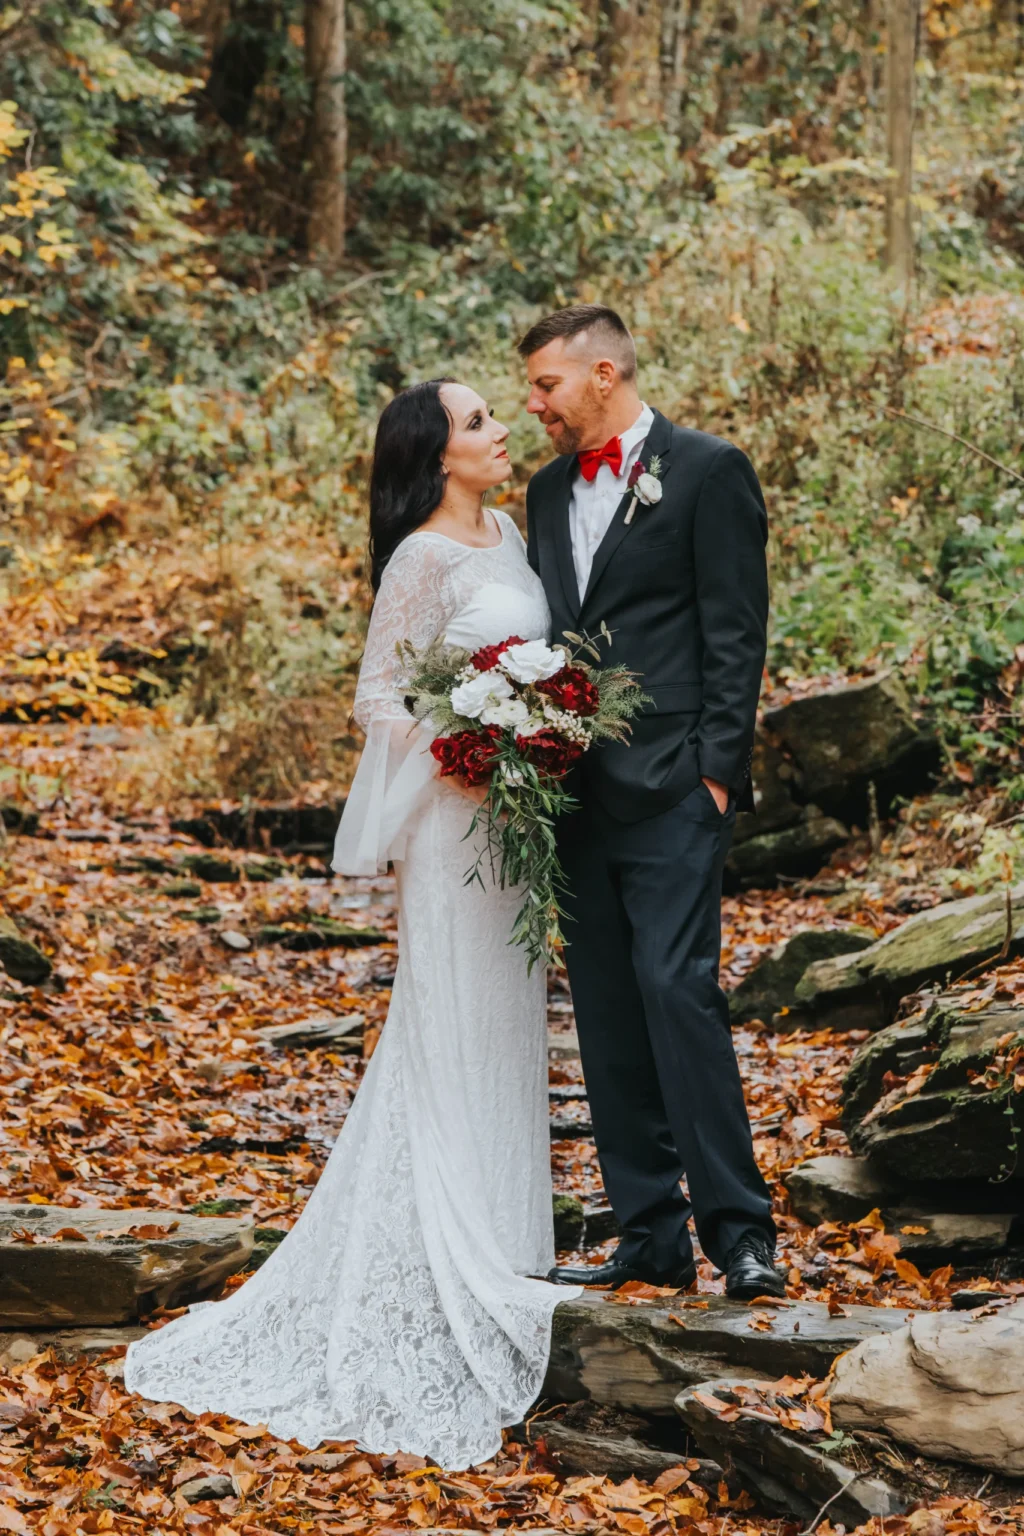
[124,510,579,1469]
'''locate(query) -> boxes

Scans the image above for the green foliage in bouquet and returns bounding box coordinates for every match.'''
[398,629,648,969]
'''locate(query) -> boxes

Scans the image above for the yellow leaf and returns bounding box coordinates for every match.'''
[4,474,30,503]
[670,1496,706,1519]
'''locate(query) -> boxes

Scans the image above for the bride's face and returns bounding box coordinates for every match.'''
[440,384,512,495]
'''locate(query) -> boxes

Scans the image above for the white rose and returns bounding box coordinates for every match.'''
[480,696,530,728]
[635,472,663,506]
[500,639,564,684]
[450,669,512,719]
[514,714,549,739]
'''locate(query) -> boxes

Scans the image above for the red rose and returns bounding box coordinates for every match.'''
[430,726,502,787]
[458,725,503,785]
[515,728,584,779]
[470,635,526,672]
[536,665,600,717]
[430,733,467,777]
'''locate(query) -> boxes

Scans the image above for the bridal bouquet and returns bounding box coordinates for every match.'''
[399,628,647,968]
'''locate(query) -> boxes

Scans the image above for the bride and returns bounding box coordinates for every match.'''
[124,378,579,1470]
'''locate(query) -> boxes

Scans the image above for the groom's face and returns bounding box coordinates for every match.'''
[524,339,607,456]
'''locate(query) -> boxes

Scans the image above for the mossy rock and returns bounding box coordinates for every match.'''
[242,857,288,883]
[0,803,39,836]
[728,926,874,1025]
[553,1194,586,1250]
[762,670,935,818]
[795,885,1024,1031]
[249,1226,287,1271]
[160,878,204,899]
[114,854,177,875]
[189,1198,252,1216]
[0,917,51,985]
[181,852,240,883]
[181,906,224,925]
[256,919,387,951]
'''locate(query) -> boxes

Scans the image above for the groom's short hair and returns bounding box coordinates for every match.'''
[517,304,637,381]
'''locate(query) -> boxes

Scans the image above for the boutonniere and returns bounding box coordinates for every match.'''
[624,454,664,525]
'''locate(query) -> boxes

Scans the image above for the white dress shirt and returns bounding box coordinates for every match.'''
[569,403,654,598]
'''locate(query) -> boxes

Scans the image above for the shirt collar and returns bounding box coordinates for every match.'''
[619,402,654,459]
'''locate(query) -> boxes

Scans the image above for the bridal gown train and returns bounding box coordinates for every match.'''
[124,510,580,1469]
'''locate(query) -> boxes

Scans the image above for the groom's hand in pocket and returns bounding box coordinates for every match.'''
[702,776,729,815]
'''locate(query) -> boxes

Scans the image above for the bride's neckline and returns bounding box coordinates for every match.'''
[408,510,506,551]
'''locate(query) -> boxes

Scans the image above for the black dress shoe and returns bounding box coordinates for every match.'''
[546,1256,698,1290]
[725,1231,785,1300]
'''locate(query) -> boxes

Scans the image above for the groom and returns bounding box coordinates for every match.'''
[520,304,783,1300]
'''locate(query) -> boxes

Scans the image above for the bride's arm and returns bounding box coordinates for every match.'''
[332,538,454,876]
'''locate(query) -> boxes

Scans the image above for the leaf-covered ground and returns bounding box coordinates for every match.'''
[2,722,1024,1534]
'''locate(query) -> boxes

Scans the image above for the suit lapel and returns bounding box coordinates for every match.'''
[548,455,581,618]
[580,409,673,612]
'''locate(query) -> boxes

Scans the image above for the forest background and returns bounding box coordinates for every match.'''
[1,0,1024,860]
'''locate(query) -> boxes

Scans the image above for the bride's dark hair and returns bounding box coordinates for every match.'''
[368,378,455,592]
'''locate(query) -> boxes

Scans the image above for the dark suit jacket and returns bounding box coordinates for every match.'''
[525,409,769,823]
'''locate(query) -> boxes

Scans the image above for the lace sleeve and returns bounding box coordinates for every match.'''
[333,537,454,876]
[496,509,526,554]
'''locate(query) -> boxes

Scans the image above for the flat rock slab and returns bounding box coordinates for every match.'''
[181,1474,238,1503]
[794,885,1024,1031]
[786,1155,1024,1266]
[843,997,1024,1181]
[725,809,850,891]
[258,1013,364,1049]
[529,1419,708,1484]
[545,1292,907,1415]
[171,801,344,853]
[0,1205,253,1325]
[0,1325,145,1369]
[728,927,874,1025]
[676,1378,906,1523]
[832,1299,1024,1475]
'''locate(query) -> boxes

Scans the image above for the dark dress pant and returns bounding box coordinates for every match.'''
[557,780,776,1274]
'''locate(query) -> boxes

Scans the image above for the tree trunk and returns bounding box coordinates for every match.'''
[659,0,687,134]
[600,0,636,119]
[884,0,918,288]
[672,0,703,144]
[305,0,346,265]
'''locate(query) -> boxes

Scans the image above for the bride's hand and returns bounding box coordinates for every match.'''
[452,780,489,807]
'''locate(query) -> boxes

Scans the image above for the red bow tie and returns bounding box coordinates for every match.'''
[577,436,623,482]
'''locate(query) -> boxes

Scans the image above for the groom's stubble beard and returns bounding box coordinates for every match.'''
[544,375,606,456]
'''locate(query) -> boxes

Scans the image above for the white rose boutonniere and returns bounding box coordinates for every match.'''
[624,454,664,526]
